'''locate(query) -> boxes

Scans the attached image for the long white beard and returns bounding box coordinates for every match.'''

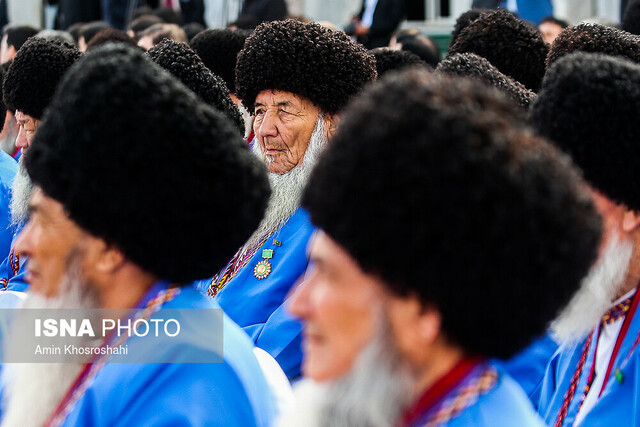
[278,321,416,427]
[9,157,34,227]
[551,231,634,344]
[245,116,327,249]
[1,256,99,427]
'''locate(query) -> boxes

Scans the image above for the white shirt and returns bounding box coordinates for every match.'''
[574,289,636,426]
[361,0,379,29]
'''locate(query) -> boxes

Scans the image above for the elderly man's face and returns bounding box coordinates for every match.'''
[289,232,382,380]
[253,89,321,174]
[14,188,86,297]
[14,110,39,156]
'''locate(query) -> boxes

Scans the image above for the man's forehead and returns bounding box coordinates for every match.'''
[255,89,312,107]
[15,111,35,124]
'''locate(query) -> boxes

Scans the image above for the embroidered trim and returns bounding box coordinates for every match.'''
[422,366,498,427]
[207,228,276,297]
[602,295,634,325]
[45,286,181,427]
[9,249,19,276]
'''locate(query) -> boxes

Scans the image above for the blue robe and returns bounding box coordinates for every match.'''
[194,208,314,380]
[501,333,559,407]
[0,221,28,292]
[0,152,16,263]
[537,311,640,425]
[405,362,544,427]
[59,285,277,427]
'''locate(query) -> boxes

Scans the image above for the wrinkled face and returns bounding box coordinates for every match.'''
[14,188,86,297]
[539,22,563,45]
[289,231,386,381]
[14,110,39,155]
[253,89,320,174]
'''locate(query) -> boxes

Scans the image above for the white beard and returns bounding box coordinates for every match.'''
[551,231,634,344]
[278,321,416,427]
[244,116,327,250]
[9,157,34,227]
[1,255,99,427]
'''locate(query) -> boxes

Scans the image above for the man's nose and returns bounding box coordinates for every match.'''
[257,111,278,138]
[15,127,28,149]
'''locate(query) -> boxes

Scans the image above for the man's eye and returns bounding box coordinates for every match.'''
[255,108,265,115]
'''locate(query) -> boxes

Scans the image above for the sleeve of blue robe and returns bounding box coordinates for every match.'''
[500,333,559,407]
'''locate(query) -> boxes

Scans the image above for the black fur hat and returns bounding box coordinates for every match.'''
[3,38,81,119]
[370,47,429,77]
[448,9,548,92]
[302,69,601,358]
[189,28,250,93]
[437,53,536,111]
[546,23,640,67]
[236,19,376,114]
[449,8,487,48]
[26,44,270,283]
[531,52,640,211]
[146,39,244,134]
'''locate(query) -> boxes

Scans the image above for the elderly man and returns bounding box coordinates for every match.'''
[531,53,640,426]
[193,19,377,380]
[0,38,81,293]
[281,70,602,426]
[1,44,276,426]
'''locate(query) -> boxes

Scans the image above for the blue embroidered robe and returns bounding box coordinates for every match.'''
[537,311,640,425]
[0,221,28,292]
[0,152,17,262]
[194,208,314,380]
[407,363,544,427]
[59,285,277,427]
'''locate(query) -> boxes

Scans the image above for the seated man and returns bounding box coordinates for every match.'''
[0,44,276,426]
[283,70,602,426]
[193,19,377,380]
[532,52,640,426]
[0,37,81,292]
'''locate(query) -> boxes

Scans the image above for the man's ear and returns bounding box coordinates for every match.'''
[323,113,339,141]
[93,241,126,274]
[622,209,640,233]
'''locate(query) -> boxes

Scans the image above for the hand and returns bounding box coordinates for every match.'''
[354,21,370,36]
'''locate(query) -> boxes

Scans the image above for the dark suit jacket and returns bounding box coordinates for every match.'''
[357,0,405,49]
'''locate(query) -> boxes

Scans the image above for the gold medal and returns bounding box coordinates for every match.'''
[254,260,272,279]
[254,248,274,280]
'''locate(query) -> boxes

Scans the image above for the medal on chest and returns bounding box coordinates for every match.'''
[254,248,274,279]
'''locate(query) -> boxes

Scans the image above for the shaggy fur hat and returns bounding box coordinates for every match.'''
[370,47,429,77]
[531,52,640,211]
[146,39,244,134]
[623,0,640,35]
[26,44,270,283]
[437,53,536,111]
[189,29,250,93]
[546,23,640,67]
[3,38,81,119]
[449,8,486,48]
[448,9,548,92]
[236,19,376,114]
[302,69,601,358]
